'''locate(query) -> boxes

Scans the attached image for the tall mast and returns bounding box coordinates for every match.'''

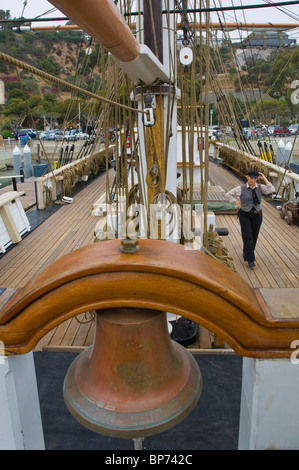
[142,0,165,218]
[48,0,178,239]
[134,0,179,230]
[144,0,163,63]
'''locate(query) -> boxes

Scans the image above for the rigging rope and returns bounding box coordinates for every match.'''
[0,51,144,115]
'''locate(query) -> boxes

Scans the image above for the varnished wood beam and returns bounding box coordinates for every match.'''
[1,238,299,358]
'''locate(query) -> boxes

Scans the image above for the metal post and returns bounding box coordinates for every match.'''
[12,177,17,191]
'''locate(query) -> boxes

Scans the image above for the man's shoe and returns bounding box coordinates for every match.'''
[248,261,256,268]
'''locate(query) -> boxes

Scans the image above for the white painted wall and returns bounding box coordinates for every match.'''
[0,352,45,450]
[239,357,299,450]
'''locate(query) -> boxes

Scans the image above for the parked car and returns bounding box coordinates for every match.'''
[37,130,49,139]
[288,124,298,135]
[44,129,63,140]
[13,128,37,140]
[208,125,222,139]
[70,129,89,140]
[267,126,276,135]
[52,131,66,141]
[63,131,77,142]
[92,129,106,143]
[40,131,51,140]
[243,128,252,138]
[273,126,291,136]
[242,127,257,138]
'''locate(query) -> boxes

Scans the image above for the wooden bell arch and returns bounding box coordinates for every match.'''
[0,238,298,358]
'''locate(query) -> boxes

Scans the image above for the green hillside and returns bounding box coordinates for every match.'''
[0,8,298,135]
[0,16,105,135]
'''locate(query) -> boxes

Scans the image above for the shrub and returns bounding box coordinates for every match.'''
[1,129,13,138]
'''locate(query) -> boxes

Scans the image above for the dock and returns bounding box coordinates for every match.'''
[0,176,38,211]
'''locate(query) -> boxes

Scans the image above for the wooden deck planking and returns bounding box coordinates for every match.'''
[0,170,114,350]
[0,178,38,211]
[0,161,299,352]
[213,162,299,289]
[71,315,95,346]
[0,172,114,287]
[220,212,283,288]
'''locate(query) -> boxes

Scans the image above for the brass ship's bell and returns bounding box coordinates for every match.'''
[63,308,202,438]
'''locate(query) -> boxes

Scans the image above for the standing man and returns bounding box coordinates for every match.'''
[226,170,275,267]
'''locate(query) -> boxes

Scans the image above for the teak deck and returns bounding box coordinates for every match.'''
[0,161,298,352]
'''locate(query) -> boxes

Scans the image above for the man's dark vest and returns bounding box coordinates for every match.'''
[240,184,262,212]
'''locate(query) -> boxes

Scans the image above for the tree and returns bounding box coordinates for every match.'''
[267,48,299,100]
[255,99,288,124]
[0,9,11,20]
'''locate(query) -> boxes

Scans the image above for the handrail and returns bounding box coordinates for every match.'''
[35,146,111,209]
[215,141,299,183]
[0,239,299,358]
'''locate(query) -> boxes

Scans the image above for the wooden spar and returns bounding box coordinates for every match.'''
[48,0,169,85]
[187,22,299,31]
[23,23,299,32]
[48,0,140,62]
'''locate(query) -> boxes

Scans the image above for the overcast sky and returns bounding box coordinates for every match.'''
[3,0,299,40]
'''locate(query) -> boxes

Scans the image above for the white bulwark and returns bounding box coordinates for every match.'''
[0,352,45,450]
[239,357,299,450]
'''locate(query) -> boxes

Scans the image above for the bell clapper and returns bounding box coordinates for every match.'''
[133,437,144,450]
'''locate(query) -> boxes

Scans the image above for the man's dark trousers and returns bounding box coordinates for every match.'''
[238,208,263,263]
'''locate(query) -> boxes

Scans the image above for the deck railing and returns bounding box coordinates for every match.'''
[214,141,299,200]
[35,146,114,210]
